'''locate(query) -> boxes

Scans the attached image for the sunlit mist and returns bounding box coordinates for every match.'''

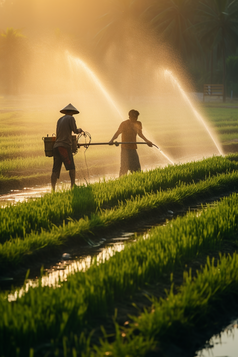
[0,6,224,173]
[164,69,223,156]
[66,51,124,120]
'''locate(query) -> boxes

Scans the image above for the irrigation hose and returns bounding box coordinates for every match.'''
[43,137,157,150]
[77,140,174,165]
[78,141,159,149]
[77,131,92,183]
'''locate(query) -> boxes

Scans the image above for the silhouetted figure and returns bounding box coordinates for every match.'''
[51,103,83,191]
[109,109,152,176]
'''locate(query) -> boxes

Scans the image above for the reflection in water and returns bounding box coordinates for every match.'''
[0,174,117,207]
[8,241,127,302]
[0,185,54,207]
[196,319,238,357]
[8,228,151,302]
[0,185,52,206]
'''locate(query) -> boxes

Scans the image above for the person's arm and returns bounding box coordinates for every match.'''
[109,124,122,144]
[70,117,84,134]
[138,129,153,147]
[109,129,120,143]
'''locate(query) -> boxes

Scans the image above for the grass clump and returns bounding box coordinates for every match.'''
[1,193,238,356]
[1,168,238,270]
[88,252,238,357]
[1,154,238,244]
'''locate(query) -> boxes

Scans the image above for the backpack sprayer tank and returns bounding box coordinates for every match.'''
[42,135,78,157]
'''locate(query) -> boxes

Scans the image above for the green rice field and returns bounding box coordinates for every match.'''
[1,101,238,192]
[1,102,238,356]
[1,186,238,356]
[0,154,238,270]
[203,105,238,143]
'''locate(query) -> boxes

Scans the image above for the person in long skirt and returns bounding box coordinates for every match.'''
[109,109,152,176]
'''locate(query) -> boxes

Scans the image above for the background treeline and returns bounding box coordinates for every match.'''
[0,0,238,98]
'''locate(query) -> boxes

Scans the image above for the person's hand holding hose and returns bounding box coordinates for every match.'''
[78,128,85,135]
[146,140,153,147]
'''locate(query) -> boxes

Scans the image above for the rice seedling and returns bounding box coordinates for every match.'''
[87,252,238,357]
[202,107,238,145]
[0,156,49,173]
[1,165,238,267]
[0,134,40,146]
[0,105,238,356]
[1,193,238,356]
[1,154,238,245]
[0,105,238,181]
[219,133,238,142]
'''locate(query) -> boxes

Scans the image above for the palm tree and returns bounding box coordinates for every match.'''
[0,27,27,94]
[196,0,238,102]
[92,0,152,96]
[93,0,148,51]
[143,0,201,60]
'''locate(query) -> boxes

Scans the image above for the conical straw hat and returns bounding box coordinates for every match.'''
[60,103,80,114]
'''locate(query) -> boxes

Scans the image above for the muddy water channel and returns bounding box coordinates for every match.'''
[0,185,52,206]
[7,231,145,302]
[6,209,173,301]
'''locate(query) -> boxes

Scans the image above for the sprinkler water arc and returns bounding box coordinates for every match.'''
[164,69,224,156]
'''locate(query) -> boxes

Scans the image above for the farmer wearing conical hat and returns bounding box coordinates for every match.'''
[109,109,152,176]
[51,103,84,191]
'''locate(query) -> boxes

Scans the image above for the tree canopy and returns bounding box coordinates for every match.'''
[0,28,28,94]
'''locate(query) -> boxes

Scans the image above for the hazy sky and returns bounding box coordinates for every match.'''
[0,0,108,39]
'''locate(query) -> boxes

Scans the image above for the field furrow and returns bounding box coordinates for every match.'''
[0,192,238,356]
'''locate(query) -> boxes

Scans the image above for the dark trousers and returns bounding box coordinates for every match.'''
[119,149,141,176]
[52,146,75,178]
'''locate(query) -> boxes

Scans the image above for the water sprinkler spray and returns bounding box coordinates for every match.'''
[164,69,223,156]
[150,143,174,165]
[66,51,124,120]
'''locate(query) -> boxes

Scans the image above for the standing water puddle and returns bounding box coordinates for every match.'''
[0,174,117,207]
[7,230,150,302]
[195,319,238,357]
[0,185,52,206]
